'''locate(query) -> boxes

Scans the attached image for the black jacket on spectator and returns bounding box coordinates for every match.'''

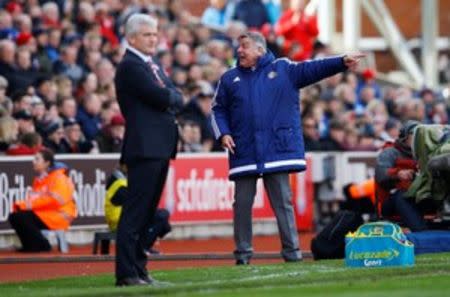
[180,98,214,143]
[60,138,93,153]
[115,50,181,163]
[14,68,40,92]
[319,137,346,151]
[0,62,16,95]
[96,130,123,153]
[43,139,68,154]
[304,135,322,151]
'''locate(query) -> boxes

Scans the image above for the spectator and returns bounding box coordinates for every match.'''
[41,2,61,29]
[357,68,382,101]
[81,50,102,73]
[52,45,84,84]
[0,39,17,95]
[0,75,12,114]
[96,113,125,153]
[75,72,98,100]
[0,10,18,40]
[173,43,193,71]
[42,121,66,153]
[61,118,94,153]
[30,96,47,133]
[9,149,77,252]
[233,0,269,30]
[95,2,119,47]
[99,99,121,125]
[46,28,62,62]
[12,91,33,114]
[302,116,321,151]
[375,121,428,231]
[275,0,319,61]
[54,75,73,99]
[0,116,18,153]
[15,47,39,92]
[263,0,282,25]
[320,118,347,151]
[94,58,115,93]
[260,23,281,58]
[12,109,35,135]
[180,89,216,151]
[6,132,42,155]
[34,76,57,103]
[76,93,102,141]
[380,118,401,143]
[201,0,235,30]
[33,28,53,74]
[179,121,203,152]
[75,1,96,35]
[57,96,77,121]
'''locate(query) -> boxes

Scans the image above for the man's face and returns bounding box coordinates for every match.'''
[128,24,158,55]
[66,124,81,142]
[110,125,125,140]
[49,127,64,143]
[237,37,263,68]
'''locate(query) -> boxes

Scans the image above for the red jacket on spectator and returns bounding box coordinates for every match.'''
[96,15,119,47]
[275,9,318,61]
[6,144,42,156]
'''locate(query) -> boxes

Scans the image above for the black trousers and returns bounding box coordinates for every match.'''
[115,158,170,280]
[8,211,51,252]
[143,208,172,250]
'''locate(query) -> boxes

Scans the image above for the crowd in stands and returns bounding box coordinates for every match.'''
[0,0,449,157]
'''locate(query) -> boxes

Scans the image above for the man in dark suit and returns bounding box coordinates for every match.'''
[114,13,182,287]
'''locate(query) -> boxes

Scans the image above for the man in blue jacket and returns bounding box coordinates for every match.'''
[211,31,363,264]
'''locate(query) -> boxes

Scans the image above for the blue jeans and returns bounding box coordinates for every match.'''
[381,191,427,231]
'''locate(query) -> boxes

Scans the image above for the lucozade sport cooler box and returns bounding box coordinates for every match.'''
[345,222,415,268]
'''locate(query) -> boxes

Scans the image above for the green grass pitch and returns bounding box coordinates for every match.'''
[2,253,450,297]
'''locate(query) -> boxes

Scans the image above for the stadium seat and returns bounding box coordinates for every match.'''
[41,230,69,253]
[92,231,116,255]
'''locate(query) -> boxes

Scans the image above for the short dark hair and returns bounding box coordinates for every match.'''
[38,148,55,167]
[20,132,42,148]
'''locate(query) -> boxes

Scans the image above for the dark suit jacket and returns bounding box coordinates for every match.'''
[115,50,181,163]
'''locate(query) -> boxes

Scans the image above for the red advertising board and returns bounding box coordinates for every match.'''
[160,154,314,230]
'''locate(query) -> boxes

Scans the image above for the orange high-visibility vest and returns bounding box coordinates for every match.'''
[14,168,77,230]
[348,178,376,205]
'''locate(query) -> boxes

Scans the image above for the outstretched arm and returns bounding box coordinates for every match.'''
[287,53,365,88]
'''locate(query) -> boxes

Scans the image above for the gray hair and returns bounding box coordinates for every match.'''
[238,31,267,52]
[125,13,158,37]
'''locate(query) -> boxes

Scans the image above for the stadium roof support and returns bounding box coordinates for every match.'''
[422,0,439,88]
[343,0,361,51]
[361,0,425,88]
[316,0,336,45]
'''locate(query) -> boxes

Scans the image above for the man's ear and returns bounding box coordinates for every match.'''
[257,46,265,56]
[127,35,136,47]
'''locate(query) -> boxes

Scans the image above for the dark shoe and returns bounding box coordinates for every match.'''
[235,259,250,265]
[143,247,160,257]
[15,246,51,253]
[139,275,154,285]
[284,257,303,263]
[115,277,148,287]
